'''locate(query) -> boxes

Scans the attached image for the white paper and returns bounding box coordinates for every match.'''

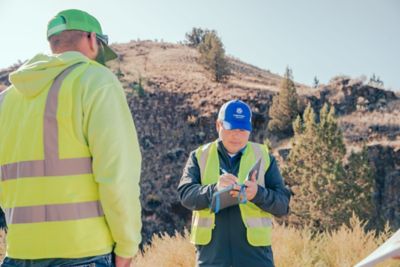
[354,229,400,267]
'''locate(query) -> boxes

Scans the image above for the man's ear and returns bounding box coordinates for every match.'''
[88,32,97,52]
[216,120,221,132]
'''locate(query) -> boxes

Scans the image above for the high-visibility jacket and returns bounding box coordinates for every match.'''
[0,52,142,259]
[190,140,273,246]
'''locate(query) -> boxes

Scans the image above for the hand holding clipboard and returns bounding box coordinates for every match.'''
[210,158,262,213]
[241,158,261,201]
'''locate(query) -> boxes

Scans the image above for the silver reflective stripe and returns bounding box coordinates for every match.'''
[5,200,104,224]
[1,158,92,180]
[0,63,91,180]
[250,142,265,187]
[246,217,272,228]
[198,142,213,181]
[196,217,213,227]
[44,63,81,160]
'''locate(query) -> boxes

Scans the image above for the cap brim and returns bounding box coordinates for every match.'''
[222,121,252,131]
[103,44,118,62]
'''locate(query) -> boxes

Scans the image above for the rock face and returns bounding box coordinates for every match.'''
[307,76,398,115]
[368,145,400,230]
[0,41,399,243]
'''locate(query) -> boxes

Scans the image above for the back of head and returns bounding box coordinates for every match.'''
[48,30,86,53]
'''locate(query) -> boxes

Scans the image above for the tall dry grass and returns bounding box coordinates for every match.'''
[273,215,398,267]
[133,216,400,267]
[133,230,195,267]
[0,231,5,260]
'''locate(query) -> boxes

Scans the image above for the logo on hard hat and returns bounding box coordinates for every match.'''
[233,107,245,119]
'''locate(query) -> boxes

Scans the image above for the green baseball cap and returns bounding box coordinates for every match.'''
[47,9,118,62]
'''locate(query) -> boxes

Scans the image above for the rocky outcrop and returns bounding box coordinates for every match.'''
[306,77,398,115]
[368,145,400,230]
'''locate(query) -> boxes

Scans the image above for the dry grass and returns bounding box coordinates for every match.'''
[1,219,398,267]
[133,230,195,267]
[273,216,399,267]
[0,231,5,261]
[133,216,400,267]
[108,41,314,99]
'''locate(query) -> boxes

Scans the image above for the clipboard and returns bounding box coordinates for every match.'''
[354,229,400,267]
[245,158,262,181]
[210,158,263,213]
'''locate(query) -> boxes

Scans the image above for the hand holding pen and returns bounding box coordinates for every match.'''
[216,168,239,192]
[219,168,257,200]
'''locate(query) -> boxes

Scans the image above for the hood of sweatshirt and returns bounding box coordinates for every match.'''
[9,51,90,98]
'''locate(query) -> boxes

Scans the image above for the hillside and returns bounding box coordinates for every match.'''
[0,40,399,244]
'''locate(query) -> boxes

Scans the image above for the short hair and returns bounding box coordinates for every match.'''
[49,30,87,53]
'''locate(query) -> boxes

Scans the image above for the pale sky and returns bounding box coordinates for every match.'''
[1,0,399,90]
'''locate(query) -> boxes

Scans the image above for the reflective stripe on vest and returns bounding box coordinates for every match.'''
[0,63,103,223]
[1,158,92,180]
[197,142,214,181]
[5,200,103,224]
[194,216,213,228]
[246,217,272,228]
[191,141,273,246]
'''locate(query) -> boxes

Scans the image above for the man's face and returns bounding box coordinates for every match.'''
[216,121,250,154]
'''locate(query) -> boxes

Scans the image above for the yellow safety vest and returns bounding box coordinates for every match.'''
[0,63,113,258]
[190,140,273,246]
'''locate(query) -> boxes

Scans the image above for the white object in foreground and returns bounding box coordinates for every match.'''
[354,229,400,267]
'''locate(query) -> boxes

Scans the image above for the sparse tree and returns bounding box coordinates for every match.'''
[185,28,209,47]
[268,67,299,136]
[198,31,230,82]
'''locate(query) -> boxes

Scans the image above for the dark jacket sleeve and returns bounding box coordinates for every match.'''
[177,151,217,211]
[250,154,291,217]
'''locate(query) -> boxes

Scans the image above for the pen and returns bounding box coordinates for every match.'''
[220,168,228,174]
[220,168,248,188]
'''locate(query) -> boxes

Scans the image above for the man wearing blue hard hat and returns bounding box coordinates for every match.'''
[178,99,291,267]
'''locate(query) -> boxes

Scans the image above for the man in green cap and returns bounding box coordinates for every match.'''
[0,9,141,267]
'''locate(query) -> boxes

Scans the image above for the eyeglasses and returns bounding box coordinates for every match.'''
[96,34,109,45]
